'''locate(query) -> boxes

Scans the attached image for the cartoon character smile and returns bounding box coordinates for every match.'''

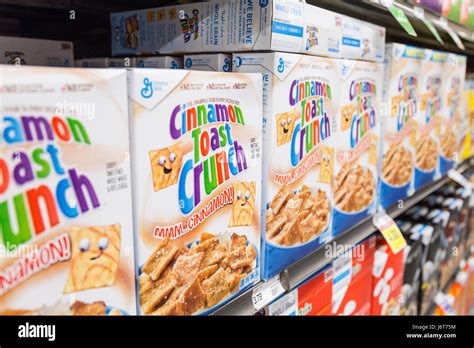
[149,142,183,191]
[340,104,355,131]
[229,182,256,227]
[319,146,334,184]
[276,110,297,145]
[64,224,121,293]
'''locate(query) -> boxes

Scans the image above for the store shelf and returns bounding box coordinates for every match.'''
[212,158,473,315]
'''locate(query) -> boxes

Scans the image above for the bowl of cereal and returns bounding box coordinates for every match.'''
[414,136,438,190]
[439,130,456,175]
[264,185,332,275]
[333,164,376,236]
[380,145,413,208]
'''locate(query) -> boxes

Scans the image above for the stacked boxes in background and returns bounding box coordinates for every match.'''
[379,44,422,209]
[267,236,376,316]
[128,69,263,315]
[464,78,474,160]
[371,235,405,315]
[417,50,446,188]
[0,66,136,315]
[440,53,467,173]
[396,220,424,315]
[78,56,183,69]
[233,52,339,279]
[0,36,73,67]
[136,56,183,69]
[184,54,232,72]
[110,1,384,62]
[333,60,383,236]
[78,57,137,68]
[267,265,333,316]
[331,236,375,315]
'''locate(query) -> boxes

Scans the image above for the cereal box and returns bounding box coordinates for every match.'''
[233,52,338,279]
[380,44,422,209]
[128,69,262,315]
[416,50,446,189]
[266,265,332,316]
[341,16,385,63]
[331,236,375,316]
[371,235,405,315]
[465,78,474,158]
[0,36,74,67]
[111,9,158,56]
[79,57,137,68]
[111,1,384,62]
[0,67,136,315]
[302,5,342,58]
[136,56,183,69]
[440,53,467,172]
[334,60,383,235]
[184,54,232,72]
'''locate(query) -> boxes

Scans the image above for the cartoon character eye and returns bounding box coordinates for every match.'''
[158,156,166,166]
[245,190,251,200]
[287,117,292,124]
[98,237,109,251]
[236,190,242,200]
[169,152,177,163]
[79,238,91,252]
[281,120,286,127]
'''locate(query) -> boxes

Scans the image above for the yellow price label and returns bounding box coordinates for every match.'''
[373,212,407,254]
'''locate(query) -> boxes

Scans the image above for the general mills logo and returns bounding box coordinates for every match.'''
[141,77,153,99]
[171,61,178,69]
[277,57,285,73]
[259,0,269,7]
[185,58,193,68]
[223,58,231,72]
[233,56,243,68]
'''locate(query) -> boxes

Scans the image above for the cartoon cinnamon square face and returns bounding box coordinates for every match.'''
[229,181,256,227]
[390,96,403,118]
[276,110,297,146]
[149,142,183,192]
[340,104,356,131]
[319,146,334,184]
[64,224,121,293]
[368,134,378,165]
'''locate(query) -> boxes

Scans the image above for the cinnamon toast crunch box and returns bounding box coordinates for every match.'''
[334,60,383,236]
[380,44,422,209]
[233,52,338,279]
[440,53,467,172]
[128,69,262,315]
[0,66,136,315]
[417,49,446,188]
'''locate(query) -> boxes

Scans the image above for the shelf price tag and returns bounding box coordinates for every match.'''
[379,0,417,37]
[448,169,472,191]
[252,274,286,311]
[413,7,444,44]
[448,169,474,207]
[438,17,465,50]
[373,212,407,254]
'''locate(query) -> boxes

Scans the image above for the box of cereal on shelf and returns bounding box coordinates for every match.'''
[233,52,338,279]
[417,49,446,188]
[0,66,136,315]
[440,53,467,172]
[380,44,422,209]
[334,60,383,236]
[128,69,262,315]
